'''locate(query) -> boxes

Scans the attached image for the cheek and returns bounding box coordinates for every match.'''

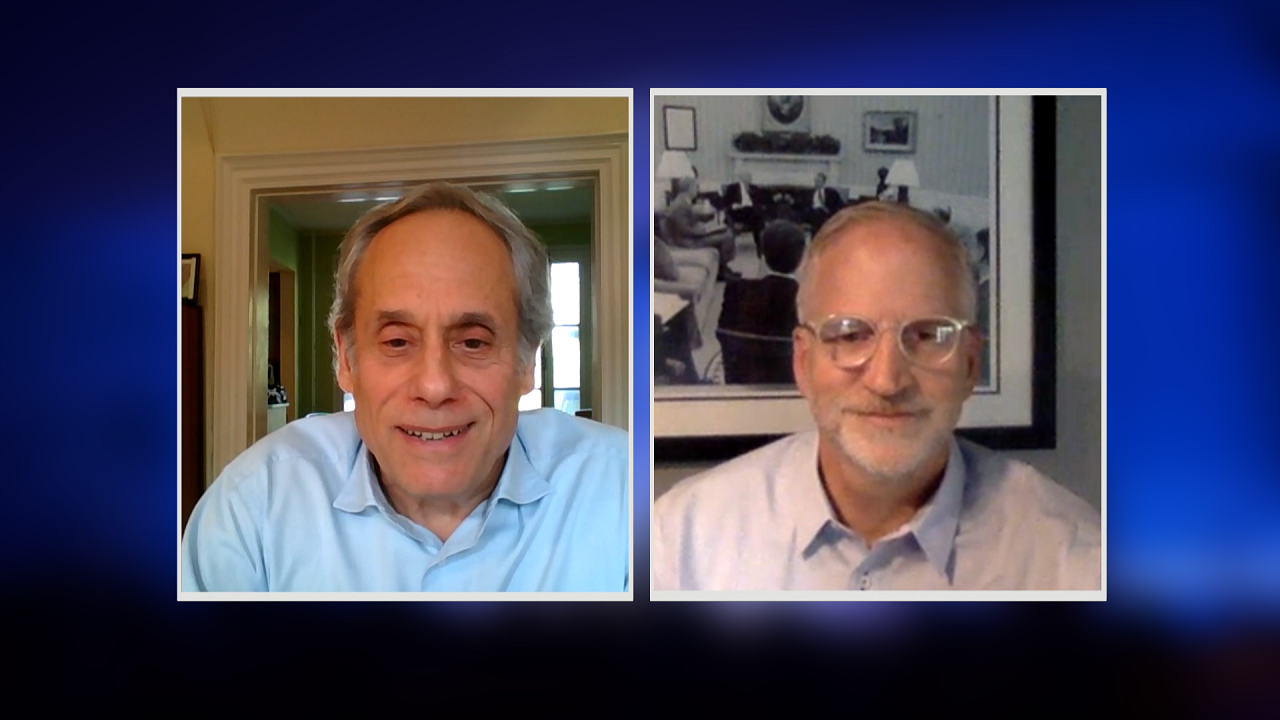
[463,366,527,407]
[924,374,971,408]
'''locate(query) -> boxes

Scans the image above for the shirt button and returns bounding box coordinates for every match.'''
[858,575,871,590]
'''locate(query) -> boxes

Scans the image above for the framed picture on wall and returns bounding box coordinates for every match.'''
[763,95,810,133]
[654,95,1056,462]
[664,106,697,151]
[864,111,917,152]
[181,253,200,304]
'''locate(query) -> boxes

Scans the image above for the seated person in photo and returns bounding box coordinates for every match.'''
[182,182,630,592]
[718,219,805,340]
[664,176,740,281]
[805,172,844,230]
[655,202,1100,591]
[724,171,766,256]
[716,220,806,384]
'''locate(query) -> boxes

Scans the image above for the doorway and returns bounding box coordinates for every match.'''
[259,177,596,441]
[210,135,629,477]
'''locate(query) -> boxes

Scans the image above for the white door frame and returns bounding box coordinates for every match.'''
[212,134,630,478]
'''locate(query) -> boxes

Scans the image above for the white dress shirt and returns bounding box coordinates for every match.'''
[653,432,1101,591]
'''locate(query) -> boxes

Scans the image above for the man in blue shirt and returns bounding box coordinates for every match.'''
[183,183,629,592]
[653,202,1100,591]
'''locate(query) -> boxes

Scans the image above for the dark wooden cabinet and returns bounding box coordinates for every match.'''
[182,303,204,532]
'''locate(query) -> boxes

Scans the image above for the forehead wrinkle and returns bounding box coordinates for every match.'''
[354,214,519,329]
[369,308,502,331]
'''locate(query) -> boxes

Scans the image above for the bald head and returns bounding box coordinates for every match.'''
[796,202,977,324]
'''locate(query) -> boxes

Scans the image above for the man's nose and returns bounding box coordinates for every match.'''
[859,330,914,398]
[411,339,460,406]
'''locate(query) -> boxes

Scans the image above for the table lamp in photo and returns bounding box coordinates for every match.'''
[656,150,695,205]
[887,159,920,205]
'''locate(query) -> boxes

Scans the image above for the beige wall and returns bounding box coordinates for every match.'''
[180,96,629,480]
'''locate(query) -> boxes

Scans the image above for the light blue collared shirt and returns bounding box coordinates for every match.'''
[183,409,629,592]
[653,432,1100,591]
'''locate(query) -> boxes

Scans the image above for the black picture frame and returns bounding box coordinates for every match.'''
[654,96,1057,463]
[664,105,697,151]
[181,253,201,305]
[863,110,918,153]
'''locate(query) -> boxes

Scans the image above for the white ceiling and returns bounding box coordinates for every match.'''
[268,179,594,233]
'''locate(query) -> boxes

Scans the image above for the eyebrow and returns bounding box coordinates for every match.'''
[372,309,499,332]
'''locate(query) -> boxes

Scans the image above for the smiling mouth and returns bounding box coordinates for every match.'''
[399,423,474,441]
[848,409,927,422]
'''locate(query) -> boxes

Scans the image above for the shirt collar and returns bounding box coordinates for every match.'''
[796,434,966,580]
[791,434,839,556]
[907,438,966,579]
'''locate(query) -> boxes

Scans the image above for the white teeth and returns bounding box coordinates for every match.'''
[405,427,465,441]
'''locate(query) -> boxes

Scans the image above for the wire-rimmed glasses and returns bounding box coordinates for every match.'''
[798,315,976,369]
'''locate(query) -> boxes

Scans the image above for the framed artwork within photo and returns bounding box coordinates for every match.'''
[864,111,917,152]
[182,254,200,303]
[652,95,1056,461]
[763,95,810,133]
[664,106,697,151]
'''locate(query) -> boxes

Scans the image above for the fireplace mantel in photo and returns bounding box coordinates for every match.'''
[729,151,844,186]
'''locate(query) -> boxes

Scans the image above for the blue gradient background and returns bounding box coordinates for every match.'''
[13,0,1278,698]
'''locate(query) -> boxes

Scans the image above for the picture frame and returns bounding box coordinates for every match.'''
[763,95,810,133]
[864,110,917,153]
[654,96,1057,462]
[664,105,697,151]
[181,253,200,304]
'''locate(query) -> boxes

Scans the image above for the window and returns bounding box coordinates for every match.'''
[519,259,587,415]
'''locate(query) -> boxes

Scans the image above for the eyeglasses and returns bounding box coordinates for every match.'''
[798,315,976,369]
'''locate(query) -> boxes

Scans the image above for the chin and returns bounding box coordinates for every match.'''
[838,429,945,483]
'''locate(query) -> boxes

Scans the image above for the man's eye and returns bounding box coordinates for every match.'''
[459,338,490,351]
[383,338,410,349]
[831,329,873,344]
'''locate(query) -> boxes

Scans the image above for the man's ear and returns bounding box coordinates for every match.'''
[792,327,812,400]
[334,329,354,394]
[963,328,984,395]
[519,347,538,397]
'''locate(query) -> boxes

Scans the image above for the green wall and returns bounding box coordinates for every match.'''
[268,208,298,271]
[296,231,344,416]
[529,222,589,249]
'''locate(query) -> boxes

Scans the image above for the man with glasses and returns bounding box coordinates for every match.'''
[653,202,1100,591]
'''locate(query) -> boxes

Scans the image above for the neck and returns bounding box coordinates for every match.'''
[815,437,949,546]
[373,452,507,542]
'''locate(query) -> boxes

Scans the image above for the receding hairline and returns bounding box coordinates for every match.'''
[364,206,509,248]
[348,209,521,321]
[355,207,516,275]
[797,208,976,321]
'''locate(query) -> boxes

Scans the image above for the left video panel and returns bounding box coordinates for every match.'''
[178,91,633,599]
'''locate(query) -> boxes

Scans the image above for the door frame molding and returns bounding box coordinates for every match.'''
[211,134,630,478]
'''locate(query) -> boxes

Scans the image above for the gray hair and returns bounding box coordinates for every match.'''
[796,201,978,323]
[327,182,552,373]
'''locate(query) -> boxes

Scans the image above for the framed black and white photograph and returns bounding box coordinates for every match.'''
[763,95,810,133]
[664,106,697,151]
[181,253,200,304]
[864,111,917,153]
[652,95,1056,461]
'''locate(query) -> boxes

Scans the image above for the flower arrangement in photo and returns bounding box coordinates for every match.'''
[732,132,841,155]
